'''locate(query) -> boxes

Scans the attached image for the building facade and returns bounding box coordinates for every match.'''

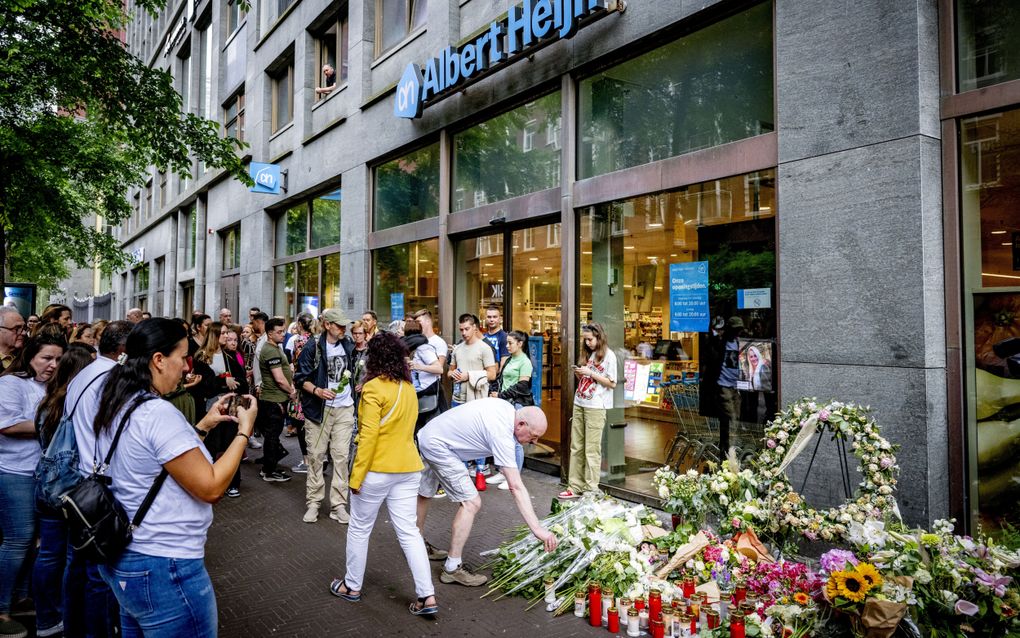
[107,0,1020,530]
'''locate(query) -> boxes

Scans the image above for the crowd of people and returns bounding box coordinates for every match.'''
[0,301,620,637]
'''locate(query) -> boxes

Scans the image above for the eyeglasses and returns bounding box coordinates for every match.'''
[0,325,26,334]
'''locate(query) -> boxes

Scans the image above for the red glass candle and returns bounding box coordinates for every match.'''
[650,618,664,638]
[589,584,602,628]
[649,590,662,620]
[607,607,620,633]
[682,578,696,598]
[730,611,746,638]
[707,609,720,629]
[634,596,646,611]
[733,580,747,605]
[689,613,698,635]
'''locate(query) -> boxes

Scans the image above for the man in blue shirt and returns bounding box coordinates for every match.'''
[482,305,508,365]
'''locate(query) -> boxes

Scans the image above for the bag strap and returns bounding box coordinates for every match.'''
[67,370,110,421]
[97,394,154,471]
[379,382,403,427]
[131,468,169,529]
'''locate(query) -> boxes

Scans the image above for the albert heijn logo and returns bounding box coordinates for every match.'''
[395,64,424,119]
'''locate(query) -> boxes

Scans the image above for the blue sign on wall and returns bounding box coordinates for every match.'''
[390,293,405,322]
[669,261,710,332]
[250,162,281,194]
[527,335,544,407]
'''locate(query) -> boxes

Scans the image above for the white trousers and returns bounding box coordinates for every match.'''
[344,471,434,599]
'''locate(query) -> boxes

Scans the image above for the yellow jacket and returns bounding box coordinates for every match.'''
[349,377,422,490]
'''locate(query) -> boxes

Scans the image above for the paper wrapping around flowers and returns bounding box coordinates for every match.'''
[733,528,775,564]
[861,597,908,638]
[641,525,670,540]
[655,532,710,579]
[695,581,720,604]
[777,413,819,474]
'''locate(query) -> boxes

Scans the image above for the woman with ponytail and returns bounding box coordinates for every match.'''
[92,318,257,637]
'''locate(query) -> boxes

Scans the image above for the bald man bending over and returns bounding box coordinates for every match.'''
[415,399,557,587]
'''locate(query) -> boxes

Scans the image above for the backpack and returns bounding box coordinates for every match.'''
[62,394,166,564]
[34,372,109,510]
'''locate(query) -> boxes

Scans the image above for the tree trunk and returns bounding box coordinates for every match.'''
[0,222,7,293]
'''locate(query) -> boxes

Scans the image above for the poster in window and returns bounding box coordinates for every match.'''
[736,338,773,393]
[973,292,1020,530]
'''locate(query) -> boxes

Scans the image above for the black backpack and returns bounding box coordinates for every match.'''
[62,394,168,564]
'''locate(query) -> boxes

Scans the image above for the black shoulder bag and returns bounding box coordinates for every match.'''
[62,394,169,564]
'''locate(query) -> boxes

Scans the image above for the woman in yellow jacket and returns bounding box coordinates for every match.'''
[329,331,438,616]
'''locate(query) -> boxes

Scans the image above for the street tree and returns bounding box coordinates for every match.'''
[0,0,251,291]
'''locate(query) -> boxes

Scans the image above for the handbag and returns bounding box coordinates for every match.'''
[416,381,439,414]
[62,394,168,564]
[35,371,109,510]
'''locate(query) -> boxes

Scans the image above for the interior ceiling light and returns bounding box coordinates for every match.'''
[529,257,539,261]
[991,230,1007,235]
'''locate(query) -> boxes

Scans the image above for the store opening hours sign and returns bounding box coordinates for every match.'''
[669,262,709,332]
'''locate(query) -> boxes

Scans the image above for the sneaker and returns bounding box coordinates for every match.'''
[303,506,319,523]
[485,473,505,485]
[329,509,350,524]
[225,487,241,498]
[0,618,27,638]
[434,488,447,499]
[292,462,309,474]
[425,540,448,561]
[37,621,63,638]
[440,565,488,587]
[260,470,291,482]
[497,481,510,491]
[248,436,263,450]
[558,489,580,499]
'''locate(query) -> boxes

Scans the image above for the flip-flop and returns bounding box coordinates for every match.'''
[409,597,439,616]
[329,578,362,602]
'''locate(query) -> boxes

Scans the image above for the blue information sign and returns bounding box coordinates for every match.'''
[250,162,282,194]
[527,335,544,407]
[669,262,710,332]
[390,293,405,322]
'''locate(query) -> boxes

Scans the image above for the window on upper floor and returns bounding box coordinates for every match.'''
[226,0,246,35]
[313,6,350,100]
[178,42,192,114]
[269,58,294,133]
[224,91,245,141]
[376,0,427,56]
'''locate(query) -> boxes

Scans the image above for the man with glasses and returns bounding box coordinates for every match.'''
[0,307,25,370]
[415,400,557,587]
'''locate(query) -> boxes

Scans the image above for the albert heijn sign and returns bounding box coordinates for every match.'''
[394,0,618,119]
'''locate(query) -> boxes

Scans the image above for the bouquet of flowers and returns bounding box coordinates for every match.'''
[652,467,709,531]
[332,369,352,393]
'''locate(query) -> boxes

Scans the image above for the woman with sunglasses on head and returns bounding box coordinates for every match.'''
[559,322,617,500]
[0,332,66,638]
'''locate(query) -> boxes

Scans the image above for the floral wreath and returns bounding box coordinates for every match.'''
[752,399,900,544]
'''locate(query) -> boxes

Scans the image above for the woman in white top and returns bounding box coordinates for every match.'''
[0,332,65,638]
[91,318,257,637]
[561,322,618,499]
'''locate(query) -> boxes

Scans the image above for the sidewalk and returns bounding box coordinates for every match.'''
[207,436,593,637]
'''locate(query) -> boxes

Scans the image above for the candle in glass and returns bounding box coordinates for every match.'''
[706,609,720,629]
[650,618,664,638]
[682,578,696,599]
[718,587,732,621]
[639,607,649,630]
[662,608,675,638]
[575,591,586,618]
[729,610,746,638]
[635,596,646,612]
[619,597,631,620]
[627,609,641,637]
[608,607,620,633]
[589,584,602,628]
[649,589,662,620]
[733,580,747,605]
[601,587,614,626]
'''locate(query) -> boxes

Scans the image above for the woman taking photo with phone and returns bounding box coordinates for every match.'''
[560,322,617,500]
[330,331,437,617]
[92,318,257,637]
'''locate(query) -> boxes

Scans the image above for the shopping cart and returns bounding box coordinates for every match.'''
[660,379,720,472]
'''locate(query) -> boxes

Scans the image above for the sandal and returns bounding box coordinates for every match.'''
[329,578,362,602]
[409,596,439,616]
[558,490,580,499]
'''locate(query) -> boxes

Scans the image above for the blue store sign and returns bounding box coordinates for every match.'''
[669,262,710,332]
[250,162,282,194]
[395,0,612,119]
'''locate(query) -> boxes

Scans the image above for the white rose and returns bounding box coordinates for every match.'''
[719,495,729,506]
[658,485,669,499]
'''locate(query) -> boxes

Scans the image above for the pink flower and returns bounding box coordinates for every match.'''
[819,410,830,421]
[731,518,741,529]
[880,457,894,469]
[955,600,979,616]
[766,439,777,449]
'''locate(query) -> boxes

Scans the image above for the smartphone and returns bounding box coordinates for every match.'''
[227,395,252,418]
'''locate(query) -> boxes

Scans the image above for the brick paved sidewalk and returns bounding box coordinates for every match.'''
[207,436,601,637]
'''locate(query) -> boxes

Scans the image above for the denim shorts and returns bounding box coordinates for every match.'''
[98,550,217,638]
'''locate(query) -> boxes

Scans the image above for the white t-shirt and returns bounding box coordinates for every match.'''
[417,398,517,469]
[413,343,440,391]
[0,375,46,475]
[325,340,354,408]
[427,334,449,362]
[574,349,618,410]
[209,350,228,377]
[66,356,116,475]
[98,396,213,559]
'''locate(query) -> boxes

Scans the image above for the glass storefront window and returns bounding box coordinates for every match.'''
[374,143,440,230]
[453,92,562,211]
[454,233,504,320]
[578,2,773,179]
[961,107,1020,532]
[278,205,307,257]
[579,170,776,496]
[273,262,295,319]
[296,256,320,317]
[372,238,440,323]
[311,190,341,249]
[323,253,341,310]
[956,0,1020,92]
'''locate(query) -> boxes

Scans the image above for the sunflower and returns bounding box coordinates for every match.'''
[835,571,871,603]
[825,574,842,601]
[793,591,811,606]
[855,563,883,589]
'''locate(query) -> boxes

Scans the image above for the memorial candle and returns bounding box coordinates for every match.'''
[650,618,664,638]
[729,610,746,638]
[618,597,631,620]
[649,589,662,619]
[608,607,620,633]
[627,609,640,637]
[589,583,602,628]
[601,586,614,626]
[706,609,720,629]
[733,580,747,605]
[682,578,696,599]
[575,591,586,618]
[662,608,675,638]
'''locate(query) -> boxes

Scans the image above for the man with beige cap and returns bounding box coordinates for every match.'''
[294,308,357,524]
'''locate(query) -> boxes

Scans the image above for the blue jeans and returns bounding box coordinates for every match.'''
[0,472,36,615]
[33,512,67,632]
[65,543,120,638]
[99,550,217,638]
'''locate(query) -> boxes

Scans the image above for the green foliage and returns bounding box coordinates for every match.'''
[0,0,251,288]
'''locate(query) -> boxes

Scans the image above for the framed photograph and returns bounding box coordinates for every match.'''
[736,338,774,393]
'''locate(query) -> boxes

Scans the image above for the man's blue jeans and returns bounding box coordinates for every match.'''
[99,550,217,638]
[0,472,35,615]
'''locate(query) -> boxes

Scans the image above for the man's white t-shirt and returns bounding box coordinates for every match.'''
[325,340,354,408]
[573,349,618,410]
[0,376,47,475]
[427,335,448,362]
[417,398,517,469]
[66,356,117,475]
[99,397,213,559]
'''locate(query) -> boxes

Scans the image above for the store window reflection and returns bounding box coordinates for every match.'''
[961,107,1020,532]
[956,0,1020,92]
[272,188,342,319]
[579,171,776,496]
[374,143,440,231]
[373,239,439,323]
[453,92,561,211]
